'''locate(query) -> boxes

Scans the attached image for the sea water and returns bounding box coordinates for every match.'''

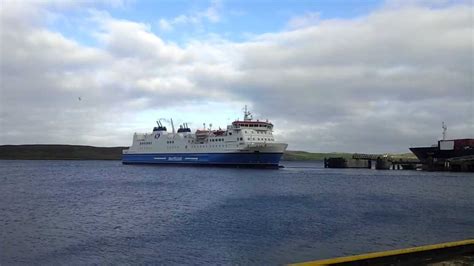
[1,160,473,264]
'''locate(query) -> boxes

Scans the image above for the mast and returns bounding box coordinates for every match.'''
[243,105,252,121]
[442,122,447,140]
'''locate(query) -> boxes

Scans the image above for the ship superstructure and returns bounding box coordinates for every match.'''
[122,107,288,168]
[409,123,474,163]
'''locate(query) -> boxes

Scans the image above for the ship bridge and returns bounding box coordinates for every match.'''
[231,105,274,130]
[231,120,273,130]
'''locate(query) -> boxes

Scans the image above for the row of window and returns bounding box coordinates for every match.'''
[244,130,271,135]
[190,144,238,148]
[143,137,272,146]
[238,124,271,128]
[248,138,274,141]
[138,146,153,150]
[166,146,179,150]
[165,144,239,149]
[213,137,244,142]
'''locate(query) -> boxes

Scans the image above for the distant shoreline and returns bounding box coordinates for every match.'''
[0,144,414,161]
[0,144,127,161]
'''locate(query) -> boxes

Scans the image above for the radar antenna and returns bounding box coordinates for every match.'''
[243,105,252,121]
[442,122,447,140]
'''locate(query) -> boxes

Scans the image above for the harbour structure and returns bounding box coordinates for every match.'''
[324,154,420,170]
[291,239,474,266]
[325,123,473,172]
[122,107,288,168]
[409,123,474,171]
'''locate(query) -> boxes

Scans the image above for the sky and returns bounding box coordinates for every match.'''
[0,0,472,153]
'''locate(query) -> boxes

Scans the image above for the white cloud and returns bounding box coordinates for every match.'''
[287,12,321,29]
[158,18,173,31]
[91,13,185,63]
[158,0,222,31]
[1,0,472,152]
[384,0,471,8]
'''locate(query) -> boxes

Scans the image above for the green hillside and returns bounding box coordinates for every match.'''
[0,145,126,160]
[0,145,415,161]
[282,151,353,161]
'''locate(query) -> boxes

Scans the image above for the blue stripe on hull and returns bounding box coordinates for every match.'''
[122,152,283,167]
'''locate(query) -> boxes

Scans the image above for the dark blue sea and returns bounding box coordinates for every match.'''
[1,160,473,265]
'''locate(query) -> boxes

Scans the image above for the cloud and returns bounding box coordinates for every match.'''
[91,11,185,63]
[384,0,471,8]
[228,3,473,151]
[158,0,222,31]
[0,0,472,152]
[287,12,321,29]
[158,18,173,31]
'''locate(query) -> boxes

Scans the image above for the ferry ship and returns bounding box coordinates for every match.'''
[122,107,288,168]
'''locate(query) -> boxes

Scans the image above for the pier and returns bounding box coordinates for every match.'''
[291,239,474,265]
[426,155,474,172]
[447,155,474,171]
[324,153,473,172]
[324,154,420,170]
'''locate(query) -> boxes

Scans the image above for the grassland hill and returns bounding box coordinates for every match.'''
[0,145,415,161]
